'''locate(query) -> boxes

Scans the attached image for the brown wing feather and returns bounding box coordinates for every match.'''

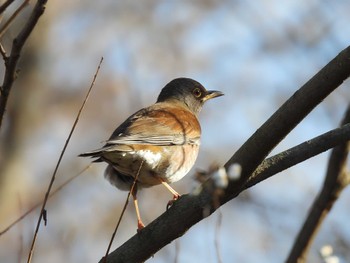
[79,102,201,159]
[107,101,201,146]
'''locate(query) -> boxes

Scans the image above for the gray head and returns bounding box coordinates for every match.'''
[157,78,223,115]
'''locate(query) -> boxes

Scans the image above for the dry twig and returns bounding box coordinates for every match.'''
[0,0,15,14]
[0,165,91,236]
[0,0,47,128]
[27,57,103,263]
[103,161,144,263]
[0,0,30,39]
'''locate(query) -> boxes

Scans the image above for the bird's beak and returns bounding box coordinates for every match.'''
[203,90,224,101]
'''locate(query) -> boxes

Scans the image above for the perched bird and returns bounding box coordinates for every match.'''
[79,78,223,230]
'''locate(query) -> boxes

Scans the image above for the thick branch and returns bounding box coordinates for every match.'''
[102,46,350,263]
[286,106,350,263]
[222,46,350,202]
[0,0,47,128]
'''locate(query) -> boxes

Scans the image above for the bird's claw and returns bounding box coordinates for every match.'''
[137,220,145,233]
[166,194,180,210]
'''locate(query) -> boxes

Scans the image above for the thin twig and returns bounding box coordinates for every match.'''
[103,195,131,263]
[0,0,30,39]
[0,164,91,236]
[26,57,103,263]
[17,193,24,263]
[0,42,7,60]
[0,0,47,128]
[104,160,144,263]
[0,0,15,15]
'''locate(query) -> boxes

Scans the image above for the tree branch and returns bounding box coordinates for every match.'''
[0,0,30,39]
[246,123,350,188]
[286,106,350,263]
[102,46,350,263]
[0,0,47,129]
[222,46,350,203]
[0,0,15,15]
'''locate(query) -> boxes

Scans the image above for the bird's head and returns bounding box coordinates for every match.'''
[157,78,224,115]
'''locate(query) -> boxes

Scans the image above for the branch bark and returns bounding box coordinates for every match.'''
[102,46,350,263]
[0,0,47,128]
[286,106,350,263]
[222,46,350,201]
[247,123,350,188]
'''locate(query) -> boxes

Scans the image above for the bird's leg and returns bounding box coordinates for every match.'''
[159,179,180,199]
[158,178,181,209]
[131,185,145,231]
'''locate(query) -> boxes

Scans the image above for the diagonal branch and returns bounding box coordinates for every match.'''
[246,123,350,189]
[221,46,350,203]
[0,165,91,236]
[0,0,47,129]
[0,0,15,15]
[286,106,350,263]
[0,0,30,39]
[27,57,103,263]
[101,46,350,263]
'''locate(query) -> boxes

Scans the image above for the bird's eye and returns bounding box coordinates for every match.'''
[192,88,202,98]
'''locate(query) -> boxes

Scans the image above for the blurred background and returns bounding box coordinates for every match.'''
[0,0,350,262]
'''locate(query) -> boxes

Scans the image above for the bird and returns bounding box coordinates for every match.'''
[79,77,223,230]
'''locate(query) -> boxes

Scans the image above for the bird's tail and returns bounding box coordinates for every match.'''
[78,149,104,162]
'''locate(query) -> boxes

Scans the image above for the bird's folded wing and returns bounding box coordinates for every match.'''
[107,104,201,147]
[79,104,201,159]
[107,135,200,146]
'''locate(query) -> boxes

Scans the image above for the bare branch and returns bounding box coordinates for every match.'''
[222,46,350,202]
[0,0,15,15]
[100,46,350,263]
[286,106,350,263]
[27,57,103,263]
[0,0,30,39]
[0,42,7,60]
[0,0,47,129]
[104,160,144,263]
[246,123,350,188]
[0,165,91,236]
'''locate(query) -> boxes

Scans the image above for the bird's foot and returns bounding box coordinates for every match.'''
[137,220,145,233]
[166,194,181,210]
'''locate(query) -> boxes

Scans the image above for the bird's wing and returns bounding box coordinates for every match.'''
[107,103,201,147]
[79,103,201,158]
